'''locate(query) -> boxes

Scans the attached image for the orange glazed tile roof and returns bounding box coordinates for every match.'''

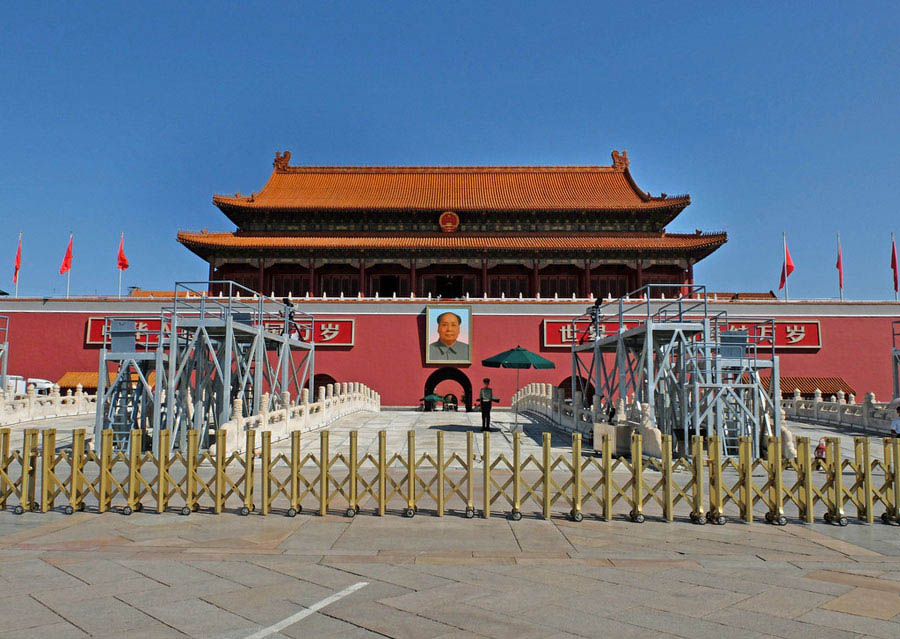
[177,231,726,253]
[212,150,690,213]
[756,376,856,398]
[58,371,157,389]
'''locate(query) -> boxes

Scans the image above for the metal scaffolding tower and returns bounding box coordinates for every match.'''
[0,315,8,395]
[570,284,781,457]
[95,281,315,453]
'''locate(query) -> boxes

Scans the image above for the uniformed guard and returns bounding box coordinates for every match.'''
[477,378,499,431]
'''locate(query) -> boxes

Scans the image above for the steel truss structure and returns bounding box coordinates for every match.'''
[570,284,781,457]
[0,315,8,395]
[94,281,315,453]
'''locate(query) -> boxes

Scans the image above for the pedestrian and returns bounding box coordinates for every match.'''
[477,378,499,431]
[891,406,900,437]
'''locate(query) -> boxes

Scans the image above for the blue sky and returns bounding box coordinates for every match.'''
[2,2,899,299]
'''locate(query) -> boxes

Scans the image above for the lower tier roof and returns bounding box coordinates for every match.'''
[178,231,727,260]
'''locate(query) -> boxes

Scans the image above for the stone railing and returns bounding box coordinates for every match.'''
[0,384,97,426]
[514,383,796,458]
[781,389,895,433]
[214,382,380,453]
[513,383,660,454]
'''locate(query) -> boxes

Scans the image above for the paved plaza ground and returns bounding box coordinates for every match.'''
[1,411,899,638]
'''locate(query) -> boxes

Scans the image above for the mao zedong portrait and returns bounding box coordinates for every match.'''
[428,311,470,362]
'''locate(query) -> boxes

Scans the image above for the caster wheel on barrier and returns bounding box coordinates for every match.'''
[570,510,583,522]
[13,505,23,515]
[689,512,698,523]
[838,516,849,527]
[32,504,41,513]
[133,502,143,512]
[464,507,475,519]
[180,506,191,516]
[882,512,891,524]
[765,512,774,523]
[691,512,706,525]
[776,515,787,526]
[193,503,200,512]
[345,507,357,518]
[355,505,360,514]
[509,510,522,521]
[239,506,250,516]
[709,513,726,526]
[122,506,133,516]
[630,511,645,524]
[77,502,86,512]
[286,508,298,518]
[824,512,833,524]
[64,505,74,515]
[403,507,415,518]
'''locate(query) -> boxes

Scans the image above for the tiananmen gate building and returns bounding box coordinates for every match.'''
[177,150,726,300]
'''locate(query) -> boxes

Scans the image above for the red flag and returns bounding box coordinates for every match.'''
[835,239,843,290]
[13,236,21,284]
[59,235,73,275]
[892,236,898,293]
[779,241,794,290]
[117,235,129,271]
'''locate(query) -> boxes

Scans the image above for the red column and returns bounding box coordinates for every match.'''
[532,260,539,297]
[309,259,316,296]
[583,259,591,298]
[635,258,643,292]
[359,260,366,297]
[482,259,488,296]
[410,259,416,297]
[257,260,265,295]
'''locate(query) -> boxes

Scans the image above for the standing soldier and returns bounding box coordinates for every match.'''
[477,378,499,431]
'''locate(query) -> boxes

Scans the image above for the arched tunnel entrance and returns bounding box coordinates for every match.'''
[424,367,473,412]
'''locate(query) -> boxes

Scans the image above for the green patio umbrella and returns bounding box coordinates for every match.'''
[420,393,444,410]
[481,345,555,429]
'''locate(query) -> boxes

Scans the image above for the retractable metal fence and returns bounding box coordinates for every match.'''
[1,426,897,526]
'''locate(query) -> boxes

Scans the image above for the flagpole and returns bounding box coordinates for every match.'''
[837,232,843,301]
[783,232,789,301]
[118,231,123,298]
[66,232,72,299]
[14,231,21,298]
[894,232,898,303]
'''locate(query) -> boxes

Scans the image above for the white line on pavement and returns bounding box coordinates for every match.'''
[241,581,368,639]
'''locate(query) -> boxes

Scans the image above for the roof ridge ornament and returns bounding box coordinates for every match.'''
[274,150,292,171]
[611,150,629,170]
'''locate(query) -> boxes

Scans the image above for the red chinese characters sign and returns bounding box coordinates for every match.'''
[542,319,821,350]
[85,317,355,347]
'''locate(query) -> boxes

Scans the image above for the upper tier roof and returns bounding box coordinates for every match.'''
[212,150,690,213]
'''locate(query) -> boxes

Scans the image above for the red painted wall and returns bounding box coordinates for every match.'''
[3,310,897,405]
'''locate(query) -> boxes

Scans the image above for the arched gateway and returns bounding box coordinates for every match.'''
[424,367,473,412]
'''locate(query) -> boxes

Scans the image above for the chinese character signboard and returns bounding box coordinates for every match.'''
[542,319,821,350]
[720,321,821,350]
[85,317,355,347]
[542,320,639,348]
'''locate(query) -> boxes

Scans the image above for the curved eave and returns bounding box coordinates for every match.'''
[212,196,692,215]
[178,231,726,262]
